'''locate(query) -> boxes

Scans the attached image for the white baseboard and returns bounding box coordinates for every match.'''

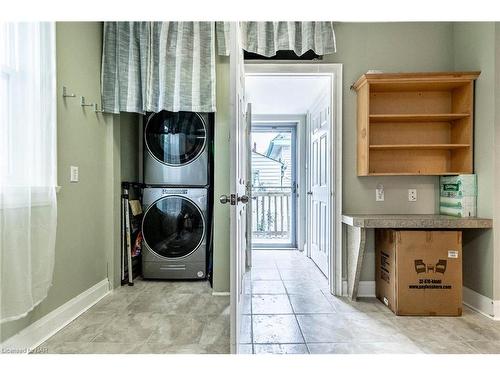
[342,280,376,298]
[212,291,230,296]
[1,279,110,353]
[494,301,500,319]
[463,286,500,320]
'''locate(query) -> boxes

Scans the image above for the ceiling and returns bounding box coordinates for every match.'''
[245,75,330,115]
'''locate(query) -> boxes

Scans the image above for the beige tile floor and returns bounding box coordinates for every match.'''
[37,279,230,354]
[37,250,500,354]
[241,250,500,354]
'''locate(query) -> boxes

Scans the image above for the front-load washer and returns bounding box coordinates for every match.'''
[142,187,207,279]
[144,111,209,186]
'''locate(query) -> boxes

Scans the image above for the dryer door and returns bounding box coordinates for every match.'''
[145,111,207,166]
[142,195,205,259]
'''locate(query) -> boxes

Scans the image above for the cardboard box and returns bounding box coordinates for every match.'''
[376,229,462,316]
[439,174,477,217]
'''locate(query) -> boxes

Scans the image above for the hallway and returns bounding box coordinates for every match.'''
[241,250,500,354]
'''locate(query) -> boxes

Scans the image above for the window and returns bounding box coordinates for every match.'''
[0,22,57,323]
[0,23,17,180]
[0,22,57,196]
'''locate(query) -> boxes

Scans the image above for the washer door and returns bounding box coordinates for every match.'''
[145,111,207,166]
[142,195,205,259]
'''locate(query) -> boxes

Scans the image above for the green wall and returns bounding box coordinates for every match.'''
[453,22,497,299]
[1,22,137,342]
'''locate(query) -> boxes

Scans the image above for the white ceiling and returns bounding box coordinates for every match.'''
[245,75,330,115]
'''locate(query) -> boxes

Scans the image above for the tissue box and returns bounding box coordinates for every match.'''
[439,174,477,217]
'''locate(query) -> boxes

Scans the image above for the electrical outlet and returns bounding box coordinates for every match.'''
[408,188,417,202]
[376,185,384,202]
[70,166,79,183]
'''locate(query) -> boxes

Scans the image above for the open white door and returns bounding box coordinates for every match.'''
[224,22,250,354]
[308,96,331,277]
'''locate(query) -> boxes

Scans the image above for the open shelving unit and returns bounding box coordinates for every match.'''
[353,72,480,176]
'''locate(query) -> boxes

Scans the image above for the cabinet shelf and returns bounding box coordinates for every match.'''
[366,172,463,176]
[370,144,470,151]
[354,72,479,176]
[369,113,470,123]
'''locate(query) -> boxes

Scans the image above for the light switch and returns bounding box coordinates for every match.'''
[70,166,79,183]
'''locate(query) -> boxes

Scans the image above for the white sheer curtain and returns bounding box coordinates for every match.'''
[0,22,57,323]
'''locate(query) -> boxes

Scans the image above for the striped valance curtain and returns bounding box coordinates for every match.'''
[101,22,223,114]
[101,22,336,114]
[240,22,336,57]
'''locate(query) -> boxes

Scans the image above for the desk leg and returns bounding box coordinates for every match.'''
[346,225,366,301]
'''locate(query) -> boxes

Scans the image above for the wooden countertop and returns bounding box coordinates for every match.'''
[342,214,493,229]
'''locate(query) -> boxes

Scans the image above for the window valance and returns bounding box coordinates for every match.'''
[240,22,336,57]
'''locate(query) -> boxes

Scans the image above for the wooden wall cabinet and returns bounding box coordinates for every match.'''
[353,72,480,176]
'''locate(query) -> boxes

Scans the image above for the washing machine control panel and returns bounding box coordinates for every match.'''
[161,188,188,195]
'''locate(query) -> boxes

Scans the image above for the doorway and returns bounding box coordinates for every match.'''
[245,69,341,282]
[227,57,342,353]
[251,124,297,249]
[235,67,342,353]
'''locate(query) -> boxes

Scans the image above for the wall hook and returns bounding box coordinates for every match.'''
[80,96,95,108]
[93,103,105,113]
[62,86,76,98]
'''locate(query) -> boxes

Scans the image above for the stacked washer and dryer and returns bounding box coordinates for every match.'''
[142,111,212,280]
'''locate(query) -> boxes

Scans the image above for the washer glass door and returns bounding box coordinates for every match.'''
[142,196,205,259]
[145,111,207,166]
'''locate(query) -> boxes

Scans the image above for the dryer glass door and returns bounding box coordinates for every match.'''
[145,111,207,166]
[143,196,205,259]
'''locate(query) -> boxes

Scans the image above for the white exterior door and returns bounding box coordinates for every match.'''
[226,22,250,354]
[308,96,331,277]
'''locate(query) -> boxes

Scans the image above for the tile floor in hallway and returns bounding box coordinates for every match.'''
[36,249,500,354]
[36,279,230,354]
[240,250,500,354]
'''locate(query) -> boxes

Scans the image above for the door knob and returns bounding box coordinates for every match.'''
[219,195,230,204]
[238,195,249,204]
[307,191,313,195]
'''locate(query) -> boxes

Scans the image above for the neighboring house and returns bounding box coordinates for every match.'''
[251,150,285,188]
[265,133,292,185]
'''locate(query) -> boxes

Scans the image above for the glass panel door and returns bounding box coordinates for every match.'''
[250,125,296,248]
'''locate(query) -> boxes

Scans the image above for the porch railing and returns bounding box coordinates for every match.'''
[251,187,291,241]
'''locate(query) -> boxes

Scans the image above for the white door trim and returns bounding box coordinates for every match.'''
[245,62,343,296]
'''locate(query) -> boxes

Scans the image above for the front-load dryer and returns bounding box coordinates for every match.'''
[144,111,209,186]
[142,187,207,279]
